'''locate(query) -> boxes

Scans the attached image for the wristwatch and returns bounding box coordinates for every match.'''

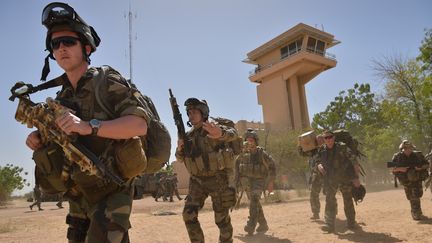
[89,119,102,136]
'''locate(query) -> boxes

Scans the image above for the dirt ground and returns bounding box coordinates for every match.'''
[2,187,432,243]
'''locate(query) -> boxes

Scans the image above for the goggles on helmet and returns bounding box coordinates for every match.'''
[42,2,87,28]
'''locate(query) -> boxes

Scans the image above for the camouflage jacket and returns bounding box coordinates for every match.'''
[55,66,149,203]
[316,142,358,182]
[235,146,276,180]
[175,124,238,177]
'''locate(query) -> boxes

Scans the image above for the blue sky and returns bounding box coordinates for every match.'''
[1,0,431,194]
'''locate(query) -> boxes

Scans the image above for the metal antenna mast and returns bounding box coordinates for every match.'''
[128,0,133,81]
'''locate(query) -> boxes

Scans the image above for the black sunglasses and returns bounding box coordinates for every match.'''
[50,36,80,50]
[324,135,334,140]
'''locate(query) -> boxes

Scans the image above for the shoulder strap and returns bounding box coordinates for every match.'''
[94,66,116,119]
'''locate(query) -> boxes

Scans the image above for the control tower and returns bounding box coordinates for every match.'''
[244,23,340,131]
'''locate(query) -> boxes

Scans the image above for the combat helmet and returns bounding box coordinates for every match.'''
[184,98,210,120]
[40,2,101,80]
[244,128,259,145]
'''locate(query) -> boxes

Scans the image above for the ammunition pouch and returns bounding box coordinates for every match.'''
[66,214,90,241]
[239,162,267,179]
[407,168,427,182]
[71,171,119,204]
[184,150,234,176]
[32,143,68,194]
[114,137,147,179]
[210,187,236,211]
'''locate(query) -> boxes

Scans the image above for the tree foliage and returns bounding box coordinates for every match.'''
[0,164,29,204]
[418,28,432,73]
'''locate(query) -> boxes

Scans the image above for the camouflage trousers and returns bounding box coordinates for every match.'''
[66,185,134,243]
[242,177,267,230]
[309,171,323,216]
[324,180,355,227]
[183,174,235,243]
[400,180,423,216]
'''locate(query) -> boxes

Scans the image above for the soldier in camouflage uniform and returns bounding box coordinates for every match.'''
[29,185,44,211]
[316,130,361,233]
[176,98,238,243]
[25,3,149,242]
[391,140,429,220]
[298,133,324,220]
[155,173,168,202]
[165,173,183,202]
[235,129,276,235]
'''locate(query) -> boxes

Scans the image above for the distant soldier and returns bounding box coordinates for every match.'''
[176,98,238,243]
[155,173,168,202]
[316,130,361,233]
[165,173,183,202]
[298,132,324,220]
[235,129,276,235]
[391,140,429,220]
[29,185,43,211]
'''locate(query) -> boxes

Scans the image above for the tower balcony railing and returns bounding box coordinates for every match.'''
[249,48,337,77]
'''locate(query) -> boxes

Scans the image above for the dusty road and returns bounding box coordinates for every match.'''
[1,187,432,242]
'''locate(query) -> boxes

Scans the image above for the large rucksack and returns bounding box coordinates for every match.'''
[333,129,364,158]
[96,66,171,175]
[210,116,243,155]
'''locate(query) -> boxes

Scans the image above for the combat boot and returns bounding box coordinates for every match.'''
[56,202,63,208]
[321,224,335,233]
[310,213,320,220]
[29,205,33,210]
[347,220,360,230]
[411,211,426,220]
[255,223,269,233]
[38,207,44,211]
[244,224,255,235]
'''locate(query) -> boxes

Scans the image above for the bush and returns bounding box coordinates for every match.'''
[0,164,29,205]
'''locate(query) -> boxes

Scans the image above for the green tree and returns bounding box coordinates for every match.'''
[311,83,384,140]
[373,56,432,147]
[418,28,432,73]
[0,164,29,204]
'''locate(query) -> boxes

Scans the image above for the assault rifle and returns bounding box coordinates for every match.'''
[168,89,191,155]
[387,160,427,188]
[10,82,124,186]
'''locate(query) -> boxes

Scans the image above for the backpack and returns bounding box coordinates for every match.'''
[210,116,243,155]
[95,66,171,175]
[333,129,364,158]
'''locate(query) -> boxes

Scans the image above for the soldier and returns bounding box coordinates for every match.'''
[316,130,361,233]
[176,98,238,243]
[235,129,276,235]
[165,173,183,202]
[298,133,324,220]
[25,2,149,242]
[29,185,44,211]
[391,140,429,220]
[155,173,168,202]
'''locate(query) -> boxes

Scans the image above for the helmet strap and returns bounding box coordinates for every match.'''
[40,53,53,81]
[82,46,91,64]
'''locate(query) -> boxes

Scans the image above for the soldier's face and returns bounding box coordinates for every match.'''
[246,137,257,148]
[188,108,203,125]
[324,134,335,149]
[403,147,413,156]
[51,30,90,72]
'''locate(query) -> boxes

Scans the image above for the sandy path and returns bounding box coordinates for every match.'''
[1,187,432,242]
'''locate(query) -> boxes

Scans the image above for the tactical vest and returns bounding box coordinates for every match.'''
[318,143,356,182]
[238,147,268,179]
[183,127,235,177]
[392,151,429,183]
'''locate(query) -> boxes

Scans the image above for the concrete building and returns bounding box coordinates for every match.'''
[244,23,340,131]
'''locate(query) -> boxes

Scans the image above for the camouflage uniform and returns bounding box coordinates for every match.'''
[155,174,168,202]
[316,142,358,231]
[299,148,322,219]
[29,186,43,211]
[56,67,149,243]
[392,150,429,220]
[235,147,276,235]
[176,125,238,243]
[165,174,182,202]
